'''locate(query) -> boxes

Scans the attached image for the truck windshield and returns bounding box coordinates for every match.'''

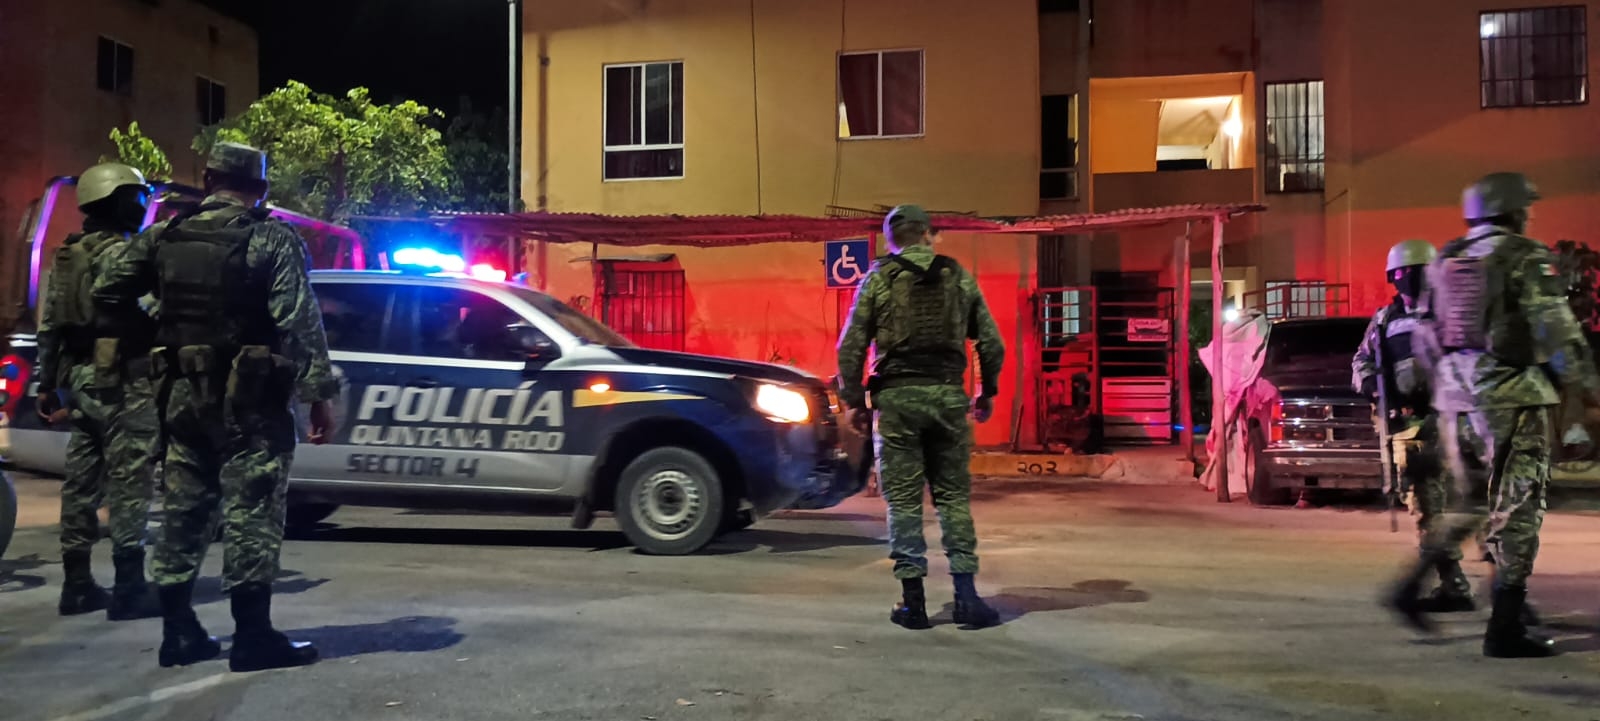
[1263,319,1369,373]
[507,287,636,348]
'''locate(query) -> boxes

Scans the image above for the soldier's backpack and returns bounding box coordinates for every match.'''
[47,232,118,331]
[1432,233,1543,368]
[880,253,968,352]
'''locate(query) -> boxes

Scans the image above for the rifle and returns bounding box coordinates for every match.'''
[1371,314,1401,533]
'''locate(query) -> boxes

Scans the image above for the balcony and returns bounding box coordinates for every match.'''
[1092,168,1254,212]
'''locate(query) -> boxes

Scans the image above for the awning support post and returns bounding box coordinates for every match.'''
[1212,214,1230,503]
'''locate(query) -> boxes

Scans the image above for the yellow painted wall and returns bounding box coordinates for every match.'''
[1089,99,1160,174]
[1090,0,1256,79]
[1325,0,1600,310]
[522,0,1041,446]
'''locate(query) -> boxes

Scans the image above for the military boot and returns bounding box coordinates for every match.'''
[890,578,931,630]
[1416,558,1475,613]
[1490,572,1542,626]
[158,581,221,667]
[1482,585,1557,658]
[228,582,318,672]
[58,549,109,616]
[951,573,1001,629]
[1384,552,1440,632]
[107,549,162,621]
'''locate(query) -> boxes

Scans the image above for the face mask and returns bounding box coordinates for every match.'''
[1390,266,1425,299]
[110,186,152,231]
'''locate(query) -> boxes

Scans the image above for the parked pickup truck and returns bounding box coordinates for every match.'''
[1244,317,1381,505]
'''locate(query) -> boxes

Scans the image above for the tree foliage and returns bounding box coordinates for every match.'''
[1554,239,1600,328]
[193,81,453,221]
[101,122,172,182]
[444,99,521,213]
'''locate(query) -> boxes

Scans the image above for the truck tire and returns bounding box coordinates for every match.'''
[615,447,725,555]
[1246,424,1292,506]
[0,472,16,560]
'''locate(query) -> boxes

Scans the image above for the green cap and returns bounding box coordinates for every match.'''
[883,204,930,236]
[1462,172,1539,221]
[207,141,268,182]
[1385,239,1437,272]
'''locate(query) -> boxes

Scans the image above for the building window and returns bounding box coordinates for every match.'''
[1041,94,1079,199]
[838,49,924,139]
[96,37,133,95]
[1480,6,1588,108]
[196,77,227,126]
[1264,80,1324,193]
[1039,0,1080,12]
[594,262,687,352]
[603,61,684,181]
[1263,281,1326,320]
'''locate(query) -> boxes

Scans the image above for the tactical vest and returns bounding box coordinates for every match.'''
[47,232,118,348]
[1432,232,1540,368]
[1378,303,1426,406]
[152,203,277,351]
[873,254,968,383]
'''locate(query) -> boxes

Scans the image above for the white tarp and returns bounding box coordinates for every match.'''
[1199,310,1273,496]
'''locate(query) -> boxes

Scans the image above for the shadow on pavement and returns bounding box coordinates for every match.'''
[297,525,632,552]
[699,528,882,555]
[769,510,883,523]
[192,568,330,605]
[934,579,1151,627]
[0,553,49,593]
[276,615,465,661]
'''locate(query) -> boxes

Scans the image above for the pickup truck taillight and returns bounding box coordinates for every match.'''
[1268,399,1283,444]
[0,354,29,417]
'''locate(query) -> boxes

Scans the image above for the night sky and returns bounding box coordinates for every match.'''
[200,0,512,118]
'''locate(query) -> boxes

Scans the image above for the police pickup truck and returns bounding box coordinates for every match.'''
[0,268,863,555]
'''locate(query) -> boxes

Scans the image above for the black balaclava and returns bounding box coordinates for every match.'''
[1390,265,1425,302]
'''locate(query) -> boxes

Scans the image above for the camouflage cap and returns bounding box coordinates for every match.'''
[206,141,268,182]
[883,204,931,236]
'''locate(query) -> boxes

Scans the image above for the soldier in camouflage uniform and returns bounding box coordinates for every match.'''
[35,163,163,620]
[1354,239,1476,614]
[837,205,1006,630]
[95,142,339,672]
[1400,172,1600,658]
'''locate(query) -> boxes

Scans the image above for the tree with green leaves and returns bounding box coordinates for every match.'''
[101,122,172,182]
[193,81,453,221]
[444,99,521,213]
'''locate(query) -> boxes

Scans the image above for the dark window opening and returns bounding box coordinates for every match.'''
[594,263,687,352]
[96,37,133,95]
[1041,94,1079,200]
[603,61,684,180]
[1480,6,1588,108]
[1264,80,1325,193]
[196,77,227,126]
[839,49,924,138]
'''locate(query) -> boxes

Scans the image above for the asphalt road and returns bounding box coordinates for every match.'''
[3,473,1600,721]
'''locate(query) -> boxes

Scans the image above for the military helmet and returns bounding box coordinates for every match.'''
[75,163,148,209]
[1386,239,1437,272]
[1462,172,1540,221]
[206,141,268,182]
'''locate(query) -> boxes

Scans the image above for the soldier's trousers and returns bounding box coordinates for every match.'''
[1430,406,1552,590]
[150,374,296,592]
[60,364,160,554]
[1392,420,1461,563]
[874,385,979,580]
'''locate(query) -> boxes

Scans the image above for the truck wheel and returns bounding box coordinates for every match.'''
[1246,424,1292,506]
[285,502,340,536]
[616,447,725,555]
[0,472,16,560]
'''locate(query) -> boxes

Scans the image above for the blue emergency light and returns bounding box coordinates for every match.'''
[392,247,466,273]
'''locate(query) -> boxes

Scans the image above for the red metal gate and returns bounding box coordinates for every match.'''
[594,261,687,351]
[1032,286,1099,452]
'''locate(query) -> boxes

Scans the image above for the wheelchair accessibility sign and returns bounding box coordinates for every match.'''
[825,238,871,288]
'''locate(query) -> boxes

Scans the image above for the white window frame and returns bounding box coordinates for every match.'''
[97,35,135,96]
[602,60,684,182]
[837,48,926,140]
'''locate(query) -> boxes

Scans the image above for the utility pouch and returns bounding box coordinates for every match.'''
[91,338,122,389]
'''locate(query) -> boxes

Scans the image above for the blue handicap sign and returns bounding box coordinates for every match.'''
[825,238,871,289]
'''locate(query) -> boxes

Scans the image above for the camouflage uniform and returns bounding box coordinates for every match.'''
[838,204,1005,628]
[40,232,160,560]
[95,142,338,671]
[1408,178,1600,656]
[1353,299,1471,600]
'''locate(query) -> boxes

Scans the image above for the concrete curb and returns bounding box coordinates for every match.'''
[969,452,1196,485]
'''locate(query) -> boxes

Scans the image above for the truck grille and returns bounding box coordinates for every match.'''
[1275,397,1378,447]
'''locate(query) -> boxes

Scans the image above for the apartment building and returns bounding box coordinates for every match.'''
[520,0,1598,448]
[0,0,258,320]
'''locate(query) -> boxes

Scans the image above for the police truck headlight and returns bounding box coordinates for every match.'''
[754,384,811,423]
